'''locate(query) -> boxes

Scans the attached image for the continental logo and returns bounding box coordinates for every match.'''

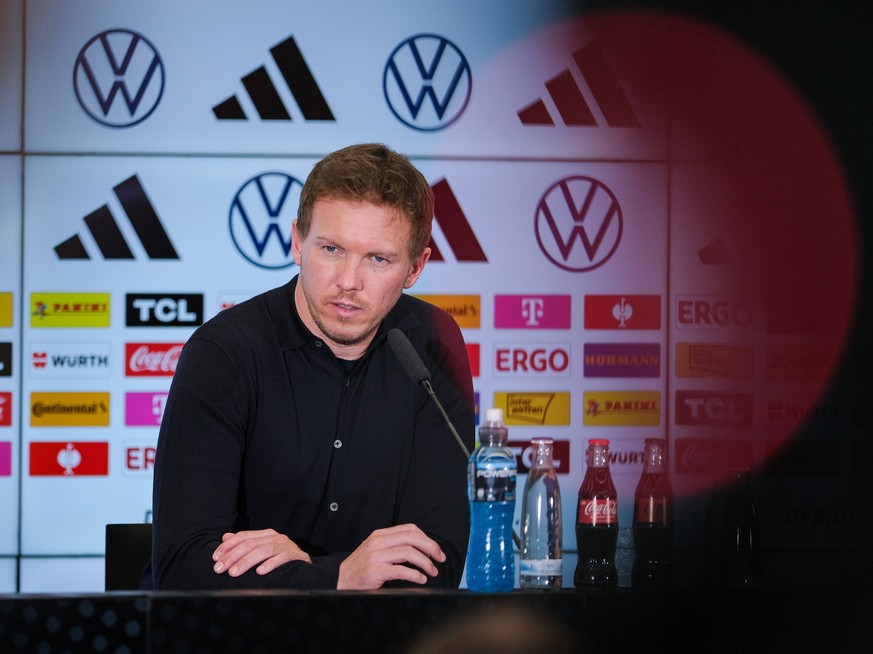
[0,292,12,327]
[493,392,571,426]
[30,293,110,328]
[675,343,754,380]
[765,344,831,382]
[30,392,110,427]
[414,294,480,328]
[584,391,660,426]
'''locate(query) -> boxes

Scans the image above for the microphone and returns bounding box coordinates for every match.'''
[387,328,471,459]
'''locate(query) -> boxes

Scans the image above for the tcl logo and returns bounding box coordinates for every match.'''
[675,391,754,427]
[676,297,758,329]
[125,342,183,376]
[126,294,204,327]
[507,439,570,474]
[125,444,156,472]
[494,344,570,377]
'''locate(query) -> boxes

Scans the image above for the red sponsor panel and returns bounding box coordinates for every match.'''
[674,438,754,475]
[0,391,11,426]
[125,342,183,376]
[466,343,480,378]
[675,391,754,428]
[584,295,660,329]
[29,441,109,476]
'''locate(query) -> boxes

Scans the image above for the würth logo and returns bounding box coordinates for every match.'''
[429,179,486,262]
[213,35,334,121]
[535,176,622,272]
[383,33,472,131]
[518,42,639,128]
[73,29,165,127]
[54,175,179,261]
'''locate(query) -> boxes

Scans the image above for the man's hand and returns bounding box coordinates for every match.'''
[337,523,446,590]
[212,529,312,577]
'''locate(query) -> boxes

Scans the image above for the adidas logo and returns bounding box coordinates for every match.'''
[213,35,334,121]
[428,179,487,262]
[518,42,639,128]
[54,175,179,260]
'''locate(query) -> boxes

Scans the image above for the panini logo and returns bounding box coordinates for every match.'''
[675,343,754,380]
[675,391,754,428]
[0,292,12,326]
[414,294,480,328]
[493,392,571,426]
[29,441,109,476]
[213,35,334,121]
[0,392,11,427]
[765,344,831,382]
[494,295,571,329]
[507,439,571,474]
[584,295,660,329]
[29,342,111,379]
[30,293,111,328]
[519,42,639,128]
[30,392,110,427]
[584,391,660,426]
[583,343,660,378]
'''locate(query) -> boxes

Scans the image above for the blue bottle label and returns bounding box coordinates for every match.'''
[472,462,516,502]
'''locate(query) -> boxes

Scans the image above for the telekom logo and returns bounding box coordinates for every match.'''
[494,295,571,329]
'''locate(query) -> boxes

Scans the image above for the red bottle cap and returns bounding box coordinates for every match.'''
[588,438,610,446]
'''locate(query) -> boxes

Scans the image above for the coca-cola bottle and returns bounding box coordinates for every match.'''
[574,438,618,588]
[631,438,673,587]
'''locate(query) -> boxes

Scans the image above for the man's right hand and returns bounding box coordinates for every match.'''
[337,523,446,590]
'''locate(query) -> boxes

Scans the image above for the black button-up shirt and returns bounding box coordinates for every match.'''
[149,276,474,590]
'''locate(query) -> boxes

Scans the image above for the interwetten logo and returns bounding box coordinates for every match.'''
[535,176,622,272]
[126,293,204,327]
[583,343,660,378]
[675,343,754,380]
[493,392,571,426]
[73,29,165,127]
[229,172,302,269]
[30,293,111,328]
[213,35,334,122]
[30,392,110,427]
[0,292,12,327]
[55,175,179,261]
[584,294,660,329]
[125,343,182,377]
[584,391,660,426]
[518,42,640,128]
[125,392,168,427]
[414,295,480,329]
[507,439,571,474]
[494,294,571,329]
[29,342,111,379]
[383,34,472,131]
[675,391,753,428]
[30,441,109,476]
[494,343,571,377]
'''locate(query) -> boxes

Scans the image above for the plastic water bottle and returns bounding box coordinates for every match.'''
[465,408,517,593]
[519,436,563,589]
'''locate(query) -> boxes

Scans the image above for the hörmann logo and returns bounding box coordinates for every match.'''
[383,33,472,131]
[126,294,204,327]
[583,343,660,378]
[675,391,754,428]
[73,29,165,127]
[494,344,571,377]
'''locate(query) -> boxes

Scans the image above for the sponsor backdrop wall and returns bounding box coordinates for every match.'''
[1,0,870,592]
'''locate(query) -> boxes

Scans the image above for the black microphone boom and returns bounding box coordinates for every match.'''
[387,328,471,459]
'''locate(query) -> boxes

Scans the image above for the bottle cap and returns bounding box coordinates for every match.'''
[484,407,503,424]
[588,438,610,446]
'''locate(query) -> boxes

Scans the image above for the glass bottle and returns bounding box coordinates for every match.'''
[519,437,563,589]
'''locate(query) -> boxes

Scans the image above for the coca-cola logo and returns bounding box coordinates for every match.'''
[577,498,617,525]
[675,438,753,474]
[125,342,183,377]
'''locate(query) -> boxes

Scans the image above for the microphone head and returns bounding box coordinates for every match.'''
[387,328,431,384]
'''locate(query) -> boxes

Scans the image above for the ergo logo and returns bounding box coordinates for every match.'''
[495,344,570,376]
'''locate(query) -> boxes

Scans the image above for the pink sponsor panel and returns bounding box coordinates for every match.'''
[125,392,168,426]
[494,294,571,329]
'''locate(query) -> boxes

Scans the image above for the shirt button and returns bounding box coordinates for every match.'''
[329,502,339,512]
[333,440,342,449]
[314,340,323,348]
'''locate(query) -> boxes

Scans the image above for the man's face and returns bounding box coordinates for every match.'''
[292,198,430,358]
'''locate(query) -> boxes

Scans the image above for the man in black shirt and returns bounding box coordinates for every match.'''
[147,144,475,590]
